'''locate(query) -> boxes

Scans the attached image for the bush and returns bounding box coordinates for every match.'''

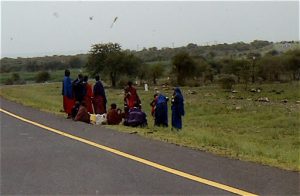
[35,71,50,83]
[218,74,237,90]
[4,78,13,85]
[4,73,25,85]
[11,73,20,82]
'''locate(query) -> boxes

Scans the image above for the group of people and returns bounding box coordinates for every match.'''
[150,87,185,130]
[62,69,185,130]
[62,70,107,122]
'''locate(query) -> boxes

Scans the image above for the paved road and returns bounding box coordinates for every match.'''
[1,98,299,195]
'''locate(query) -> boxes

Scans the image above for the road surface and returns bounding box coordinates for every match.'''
[1,98,299,195]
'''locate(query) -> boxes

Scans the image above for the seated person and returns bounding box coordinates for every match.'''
[74,101,90,123]
[71,101,80,120]
[124,103,147,127]
[107,103,122,125]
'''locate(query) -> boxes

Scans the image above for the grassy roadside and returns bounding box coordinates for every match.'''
[0,68,84,84]
[0,82,299,171]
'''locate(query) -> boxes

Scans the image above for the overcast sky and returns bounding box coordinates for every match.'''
[1,1,299,58]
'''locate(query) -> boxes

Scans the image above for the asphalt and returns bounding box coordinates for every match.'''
[1,97,299,195]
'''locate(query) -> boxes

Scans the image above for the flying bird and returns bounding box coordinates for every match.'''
[53,12,59,18]
[110,16,118,28]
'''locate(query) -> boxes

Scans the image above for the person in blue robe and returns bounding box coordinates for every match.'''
[62,69,75,118]
[171,87,185,130]
[155,94,169,127]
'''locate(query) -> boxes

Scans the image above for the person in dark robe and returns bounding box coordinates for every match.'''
[124,81,141,116]
[72,74,85,103]
[155,94,169,127]
[71,101,80,120]
[150,93,158,117]
[171,87,185,130]
[75,101,90,123]
[93,75,107,114]
[62,69,75,118]
[124,103,147,127]
[107,103,122,125]
[83,76,93,114]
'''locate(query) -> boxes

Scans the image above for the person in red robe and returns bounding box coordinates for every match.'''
[62,69,75,118]
[107,103,122,125]
[75,101,90,123]
[124,81,141,116]
[83,76,94,114]
[93,75,107,114]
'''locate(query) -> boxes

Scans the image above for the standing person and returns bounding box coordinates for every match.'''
[62,69,75,118]
[83,76,93,114]
[72,74,85,103]
[93,75,107,114]
[171,87,185,130]
[155,94,169,127]
[124,81,141,115]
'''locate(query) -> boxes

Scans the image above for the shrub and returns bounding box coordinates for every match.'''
[4,78,13,85]
[4,73,25,85]
[11,73,20,82]
[35,71,50,83]
[218,74,237,90]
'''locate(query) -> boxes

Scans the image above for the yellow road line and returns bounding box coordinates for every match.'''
[0,108,258,196]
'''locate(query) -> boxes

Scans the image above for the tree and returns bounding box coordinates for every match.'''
[250,40,272,49]
[172,52,196,85]
[35,71,50,83]
[68,56,82,68]
[186,43,198,49]
[85,43,122,77]
[221,59,241,81]
[149,63,164,84]
[239,60,251,90]
[104,52,141,87]
[266,50,279,56]
[137,64,150,82]
[284,49,300,80]
[257,56,284,81]
[26,60,39,72]
[247,53,261,83]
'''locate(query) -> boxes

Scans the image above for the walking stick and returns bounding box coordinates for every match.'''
[91,97,95,114]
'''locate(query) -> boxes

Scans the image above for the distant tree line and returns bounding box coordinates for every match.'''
[0,55,86,73]
[1,40,299,87]
[85,42,300,88]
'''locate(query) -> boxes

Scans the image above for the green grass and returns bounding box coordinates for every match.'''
[0,68,84,84]
[0,82,299,171]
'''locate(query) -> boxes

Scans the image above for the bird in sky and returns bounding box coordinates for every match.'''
[110,16,118,28]
[89,16,93,20]
[53,12,59,18]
